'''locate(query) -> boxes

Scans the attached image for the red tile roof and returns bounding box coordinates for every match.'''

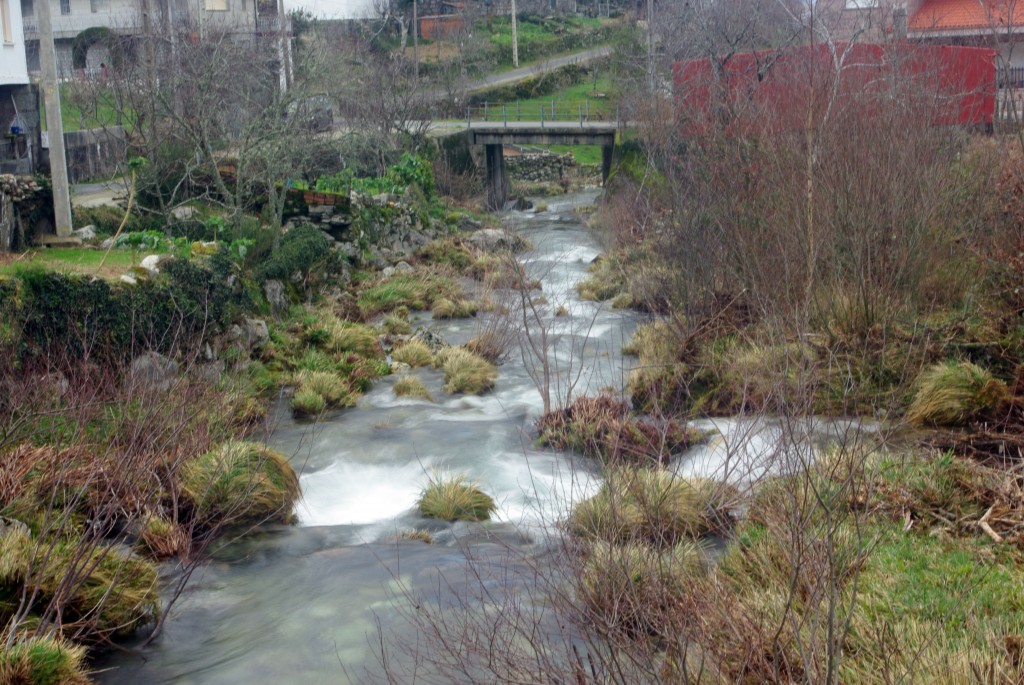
[909,0,1024,32]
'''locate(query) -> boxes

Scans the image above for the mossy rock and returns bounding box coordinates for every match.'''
[181,440,300,529]
[0,636,90,685]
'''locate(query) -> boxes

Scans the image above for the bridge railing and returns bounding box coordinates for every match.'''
[465,100,622,128]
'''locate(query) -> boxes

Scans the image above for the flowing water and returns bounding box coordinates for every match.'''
[95,190,859,684]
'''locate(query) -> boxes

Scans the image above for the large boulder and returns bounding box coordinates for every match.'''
[130,351,179,391]
[264,280,289,312]
[466,228,528,253]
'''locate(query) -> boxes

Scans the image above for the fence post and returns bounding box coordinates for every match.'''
[484,101,488,122]
[466,106,470,128]
[616,105,620,129]
[551,99,555,119]
[503,104,507,128]
[540,106,544,128]
[517,100,520,121]
[585,100,589,122]
[579,104,583,127]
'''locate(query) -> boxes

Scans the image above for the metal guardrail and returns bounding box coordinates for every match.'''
[465,100,621,128]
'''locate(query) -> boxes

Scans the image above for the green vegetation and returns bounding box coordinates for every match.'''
[391,339,435,368]
[537,395,701,464]
[905,361,1010,427]
[431,297,477,319]
[0,636,90,685]
[417,474,496,522]
[434,346,497,395]
[480,15,616,67]
[473,78,618,125]
[291,370,353,417]
[569,469,731,544]
[181,440,301,528]
[358,269,462,316]
[393,375,433,401]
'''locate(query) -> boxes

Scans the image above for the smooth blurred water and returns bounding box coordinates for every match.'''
[95,191,866,684]
[95,191,639,684]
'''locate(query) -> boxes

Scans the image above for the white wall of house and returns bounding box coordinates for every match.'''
[21,0,141,41]
[1,0,30,84]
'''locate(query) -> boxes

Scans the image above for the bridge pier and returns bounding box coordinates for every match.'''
[485,143,509,211]
[465,124,617,211]
[601,145,614,185]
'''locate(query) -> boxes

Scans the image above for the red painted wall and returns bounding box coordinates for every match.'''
[673,43,996,136]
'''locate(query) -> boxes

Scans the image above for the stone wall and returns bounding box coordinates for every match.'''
[0,175,49,251]
[505,150,577,183]
[287,191,438,267]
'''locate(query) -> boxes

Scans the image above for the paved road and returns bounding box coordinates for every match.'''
[71,178,126,208]
[427,45,614,102]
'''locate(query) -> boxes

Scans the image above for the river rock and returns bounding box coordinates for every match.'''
[412,328,447,351]
[130,351,179,391]
[239,318,270,350]
[171,205,198,221]
[119,274,138,285]
[193,360,225,384]
[466,228,528,253]
[139,253,170,275]
[264,280,289,311]
[389,361,411,374]
[456,216,482,233]
[395,261,414,274]
[73,225,96,241]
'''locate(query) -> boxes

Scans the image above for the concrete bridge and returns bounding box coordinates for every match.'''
[462,121,619,210]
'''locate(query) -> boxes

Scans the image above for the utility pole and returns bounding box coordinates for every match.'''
[36,0,73,238]
[646,0,654,94]
[511,0,519,68]
[413,0,419,80]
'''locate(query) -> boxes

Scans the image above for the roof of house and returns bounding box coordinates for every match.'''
[908,0,1024,33]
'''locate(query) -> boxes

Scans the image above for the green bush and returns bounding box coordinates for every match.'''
[181,440,301,528]
[417,474,496,522]
[1,260,237,366]
[257,224,333,282]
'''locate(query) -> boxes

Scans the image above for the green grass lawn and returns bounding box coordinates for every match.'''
[41,85,135,133]
[470,77,618,123]
[480,15,611,68]
[0,248,153,279]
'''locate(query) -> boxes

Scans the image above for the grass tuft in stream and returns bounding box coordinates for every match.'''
[417,474,496,522]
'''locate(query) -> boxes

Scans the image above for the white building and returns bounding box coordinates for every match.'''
[2,0,40,174]
[2,0,30,84]
[20,0,276,77]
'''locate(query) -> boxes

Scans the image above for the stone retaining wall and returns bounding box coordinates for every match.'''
[0,175,49,251]
[505,150,577,183]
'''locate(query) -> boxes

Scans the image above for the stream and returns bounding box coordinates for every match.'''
[95,190,853,684]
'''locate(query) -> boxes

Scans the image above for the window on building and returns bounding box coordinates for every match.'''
[204,0,228,10]
[90,0,107,11]
[20,0,31,17]
[1,0,12,43]
[60,0,70,14]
